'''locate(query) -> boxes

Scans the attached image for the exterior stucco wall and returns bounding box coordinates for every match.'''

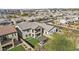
[16,26,43,39]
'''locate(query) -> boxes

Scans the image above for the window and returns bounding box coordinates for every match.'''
[15,33,16,36]
[32,30,34,32]
[35,29,40,32]
[27,29,31,32]
[32,34,34,37]
[26,35,27,37]
[29,34,31,36]
[45,32,47,34]
[12,34,14,36]
[56,29,58,32]
[36,33,41,37]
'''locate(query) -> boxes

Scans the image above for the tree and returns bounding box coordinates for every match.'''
[44,33,76,51]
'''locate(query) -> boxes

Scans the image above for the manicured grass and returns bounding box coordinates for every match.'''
[26,37,39,46]
[9,45,25,51]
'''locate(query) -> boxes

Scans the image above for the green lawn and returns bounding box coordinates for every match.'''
[9,45,25,51]
[26,37,39,46]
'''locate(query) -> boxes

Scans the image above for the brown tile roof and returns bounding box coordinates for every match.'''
[0,25,17,36]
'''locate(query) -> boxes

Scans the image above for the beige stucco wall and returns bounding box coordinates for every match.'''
[7,32,18,40]
[22,26,43,39]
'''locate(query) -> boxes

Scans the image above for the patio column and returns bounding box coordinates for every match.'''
[0,38,2,51]
[0,42,2,51]
[12,39,15,48]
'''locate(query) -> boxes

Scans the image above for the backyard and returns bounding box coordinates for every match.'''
[25,37,39,47]
[44,33,76,51]
[9,45,25,51]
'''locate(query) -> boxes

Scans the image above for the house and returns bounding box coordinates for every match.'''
[11,18,25,25]
[36,23,58,36]
[0,25,18,51]
[16,22,43,39]
[59,19,69,25]
[0,19,12,25]
[16,22,58,39]
[59,16,79,26]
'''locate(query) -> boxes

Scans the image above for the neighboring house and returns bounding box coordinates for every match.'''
[73,17,79,22]
[0,25,18,51]
[16,22,58,39]
[0,19,12,25]
[16,22,43,39]
[59,19,69,25]
[36,23,58,36]
[11,18,25,25]
[59,17,79,25]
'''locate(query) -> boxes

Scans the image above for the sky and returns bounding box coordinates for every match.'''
[0,0,79,8]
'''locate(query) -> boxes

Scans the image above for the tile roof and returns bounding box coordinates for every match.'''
[17,22,54,32]
[17,22,39,30]
[36,22,54,31]
[0,19,12,24]
[0,25,17,36]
